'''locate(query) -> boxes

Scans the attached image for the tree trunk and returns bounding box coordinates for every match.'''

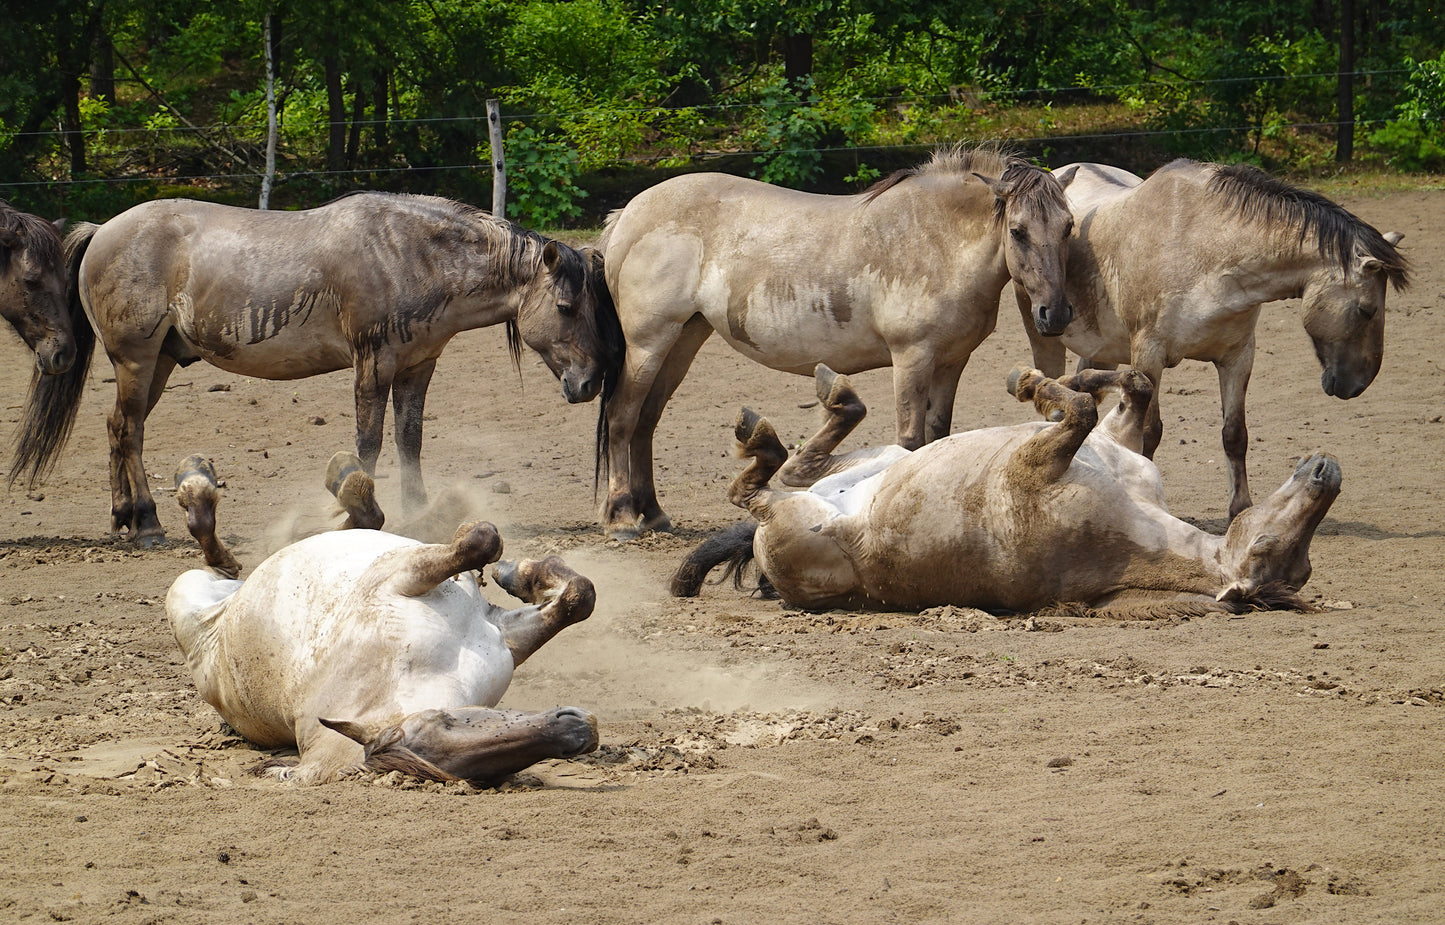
[325,52,346,171]
[372,71,389,151]
[347,79,363,168]
[1336,0,1355,163]
[783,32,813,90]
[260,12,279,209]
[91,32,115,105]
[62,71,86,175]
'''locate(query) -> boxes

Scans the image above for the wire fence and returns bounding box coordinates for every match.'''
[0,67,1416,194]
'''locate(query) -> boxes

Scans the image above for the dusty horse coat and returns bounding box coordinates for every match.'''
[166,463,598,784]
[596,146,1075,539]
[679,366,1340,614]
[1016,159,1405,518]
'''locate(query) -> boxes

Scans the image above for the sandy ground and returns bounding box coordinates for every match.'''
[0,189,1442,924]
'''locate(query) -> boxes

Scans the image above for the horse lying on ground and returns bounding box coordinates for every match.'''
[597,145,1076,539]
[674,365,1341,616]
[165,455,599,785]
[1015,159,1406,519]
[20,192,623,542]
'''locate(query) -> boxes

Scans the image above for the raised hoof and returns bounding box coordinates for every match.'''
[1005,364,1037,398]
[735,407,763,443]
[323,451,367,497]
[814,364,839,403]
[175,454,220,494]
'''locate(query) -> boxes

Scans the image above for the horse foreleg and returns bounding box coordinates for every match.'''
[1126,341,1167,459]
[779,365,870,487]
[1061,369,1154,455]
[352,354,394,476]
[1005,368,1098,485]
[391,358,437,513]
[1216,342,1256,519]
[890,349,936,450]
[173,455,241,577]
[1013,282,1068,378]
[727,408,790,517]
[491,556,596,667]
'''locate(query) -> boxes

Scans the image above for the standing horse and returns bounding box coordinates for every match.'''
[1014,159,1408,519]
[597,146,1077,539]
[3,200,88,486]
[19,192,622,541]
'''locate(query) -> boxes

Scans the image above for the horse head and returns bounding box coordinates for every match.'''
[1301,230,1406,399]
[517,240,624,405]
[1217,453,1341,604]
[0,209,74,376]
[977,163,1075,336]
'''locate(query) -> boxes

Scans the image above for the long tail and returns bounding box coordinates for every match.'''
[8,221,99,488]
[670,521,760,597]
[586,247,625,497]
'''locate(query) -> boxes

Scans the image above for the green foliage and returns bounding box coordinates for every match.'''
[743,78,827,187]
[1366,51,1445,171]
[497,124,588,228]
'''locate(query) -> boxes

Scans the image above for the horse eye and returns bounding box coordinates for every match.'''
[1356,301,1378,320]
[557,300,575,315]
[1010,227,1027,242]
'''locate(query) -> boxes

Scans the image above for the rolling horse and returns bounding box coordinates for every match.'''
[13,192,623,541]
[1015,159,1407,519]
[596,145,1077,539]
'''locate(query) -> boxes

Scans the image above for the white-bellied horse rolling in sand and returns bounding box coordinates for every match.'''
[597,145,1077,539]
[165,456,599,785]
[20,192,623,542]
[1015,159,1406,519]
[674,365,1341,616]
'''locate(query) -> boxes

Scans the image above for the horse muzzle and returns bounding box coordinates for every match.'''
[561,369,603,404]
[1033,302,1074,337]
[33,339,76,376]
[1319,365,1375,400]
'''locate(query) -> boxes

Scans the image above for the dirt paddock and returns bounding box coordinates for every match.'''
[1,189,1442,924]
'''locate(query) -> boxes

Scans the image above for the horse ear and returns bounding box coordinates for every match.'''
[52,218,67,234]
[319,717,377,746]
[0,227,21,249]
[971,172,1011,200]
[1052,165,1081,188]
[542,240,562,273]
[1382,231,1404,247]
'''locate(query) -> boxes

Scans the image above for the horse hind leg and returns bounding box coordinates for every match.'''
[779,365,869,487]
[324,451,385,530]
[173,455,242,578]
[382,520,503,598]
[1004,367,1099,484]
[108,355,177,542]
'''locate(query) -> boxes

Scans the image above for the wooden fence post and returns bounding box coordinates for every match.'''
[487,99,506,218]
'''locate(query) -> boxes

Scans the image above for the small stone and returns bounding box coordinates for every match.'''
[309,416,326,425]
[207,383,231,392]
[1046,756,1074,768]
[492,481,512,494]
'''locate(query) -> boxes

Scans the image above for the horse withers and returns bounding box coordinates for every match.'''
[166,456,598,785]
[1016,159,1407,519]
[675,364,1340,616]
[17,192,623,542]
[597,145,1076,539]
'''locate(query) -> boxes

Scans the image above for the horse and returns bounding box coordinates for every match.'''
[2,200,86,484]
[16,192,623,542]
[165,454,599,785]
[673,364,1341,616]
[596,145,1077,539]
[1013,159,1407,519]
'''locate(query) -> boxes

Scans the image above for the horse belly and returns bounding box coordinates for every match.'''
[702,299,890,375]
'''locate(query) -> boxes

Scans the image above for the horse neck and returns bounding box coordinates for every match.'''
[1112,511,1229,595]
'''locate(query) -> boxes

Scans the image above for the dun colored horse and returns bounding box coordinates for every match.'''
[3,200,86,487]
[1015,159,1407,518]
[597,146,1076,539]
[15,192,622,541]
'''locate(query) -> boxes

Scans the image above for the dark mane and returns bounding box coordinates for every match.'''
[0,199,62,274]
[860,145,1065,224]
[1203,162,1410,291]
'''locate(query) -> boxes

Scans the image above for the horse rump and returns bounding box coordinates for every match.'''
[670,521,775,598]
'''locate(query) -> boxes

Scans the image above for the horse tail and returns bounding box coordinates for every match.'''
[585,247,625,497]
[8,221,99,488]
[670,521,761,597]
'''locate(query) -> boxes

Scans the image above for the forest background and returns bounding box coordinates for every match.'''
[3,0,1444,228]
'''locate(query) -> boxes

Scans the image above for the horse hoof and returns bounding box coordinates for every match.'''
[606,524,642,543]
[133,531,167,548]
[735,407,762,442]
[814,364,839,402]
